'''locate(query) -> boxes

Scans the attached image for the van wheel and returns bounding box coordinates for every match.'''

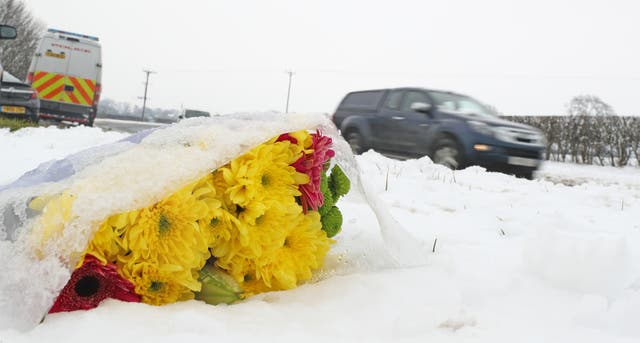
[432,137,463,170]
[346,131,365,155]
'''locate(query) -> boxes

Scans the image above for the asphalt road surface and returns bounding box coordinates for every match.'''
[94,118,166,134]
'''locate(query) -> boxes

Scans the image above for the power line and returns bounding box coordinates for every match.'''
[285,70,295,113]
[139,69,156,121]
[156,67,640,81]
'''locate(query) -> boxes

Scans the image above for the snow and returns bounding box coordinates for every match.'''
[0,126,128,186]
[1,124,639,342]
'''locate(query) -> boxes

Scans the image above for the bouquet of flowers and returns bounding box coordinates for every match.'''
[37,129,350,312]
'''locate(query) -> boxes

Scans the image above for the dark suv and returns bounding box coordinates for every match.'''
[332,88,545,179]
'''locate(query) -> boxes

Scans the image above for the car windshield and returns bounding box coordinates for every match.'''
[428,91,497,118]
[2,71,23,84]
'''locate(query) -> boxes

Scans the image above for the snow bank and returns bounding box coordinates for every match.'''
[0,126,127,186]
[1,125,639,342]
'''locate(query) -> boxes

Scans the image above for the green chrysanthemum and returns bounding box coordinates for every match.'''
[318,165,350,238]
[329,165,350,198]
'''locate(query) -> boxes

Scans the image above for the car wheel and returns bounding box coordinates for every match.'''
[515,169,534,180]
[432,137,463,170]
[346,131,365,155]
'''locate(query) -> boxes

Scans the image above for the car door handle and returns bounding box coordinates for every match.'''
[392,116,405,120]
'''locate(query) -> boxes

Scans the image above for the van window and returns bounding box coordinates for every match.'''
[384,90,404,110]
[340,91,384,110]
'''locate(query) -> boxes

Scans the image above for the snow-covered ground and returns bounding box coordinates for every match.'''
[1,126,639,342]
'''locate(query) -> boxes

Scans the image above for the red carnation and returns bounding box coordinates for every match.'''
[49,254,140,313]
[290,131,335,212]
[276,133,298,144]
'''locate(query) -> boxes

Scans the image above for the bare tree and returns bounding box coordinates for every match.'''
[0,0,45,80]
[614,117,631,166]
[506,101,638,168]
[630,117,640,165]
[566,95,616,164]
[539,117,559,160]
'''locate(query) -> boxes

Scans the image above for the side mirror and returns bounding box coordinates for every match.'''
[0,25,17,40]
[410,102,432,114]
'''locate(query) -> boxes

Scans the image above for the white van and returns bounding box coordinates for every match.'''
[27,28,102,126]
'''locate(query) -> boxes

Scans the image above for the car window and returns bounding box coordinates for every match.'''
[340,91,385,110]
[428,91,496,117]
[184,110,210,118]
[384,90,404,110]
[2,71,22,84]
[400,91,430,112]
[457,100,488,114]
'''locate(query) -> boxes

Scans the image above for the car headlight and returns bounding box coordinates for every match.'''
[468,121,495,137]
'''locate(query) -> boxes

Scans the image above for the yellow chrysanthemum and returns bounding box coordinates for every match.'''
[212,168,233,205]
[214,200,302,283]
[233,198,268,227]
[207,207,245,259]
[191,174,222,217]
[191,174,223,245]
[122,181,211,270]
[287,130,314,155]
[83,172,219,263]
[218,141,308,212]
[28,191,76,248]
[83,210,138,265]
[106,181,215,298]
[121,262,195,305]
[254,211,333,291]
[239,276,272,297]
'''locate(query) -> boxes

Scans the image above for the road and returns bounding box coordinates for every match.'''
[94,118,167,133]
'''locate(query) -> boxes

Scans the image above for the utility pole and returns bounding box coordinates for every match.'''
[285,70,295,113]
[139,69,156,121]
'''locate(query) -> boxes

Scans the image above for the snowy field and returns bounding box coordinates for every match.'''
[1,126,639,342]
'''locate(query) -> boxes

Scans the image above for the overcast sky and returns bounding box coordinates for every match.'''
[26,0,640,116]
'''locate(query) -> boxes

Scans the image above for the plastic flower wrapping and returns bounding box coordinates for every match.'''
[50,129,350,310]
[0,113,369,330]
